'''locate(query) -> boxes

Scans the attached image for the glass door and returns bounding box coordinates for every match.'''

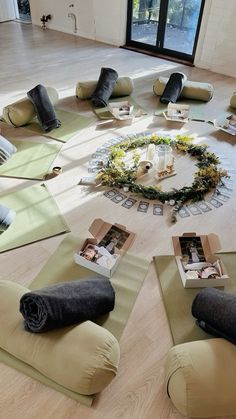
[126,0,205,62]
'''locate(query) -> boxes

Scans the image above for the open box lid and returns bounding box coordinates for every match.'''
[89,218,136,251]
[172,232,222,259]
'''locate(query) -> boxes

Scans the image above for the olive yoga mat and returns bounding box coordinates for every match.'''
[0,140,62,180]
[154,98,208,122]
[91,96,147,120]
[0,234,150,406]
[154,253,236,346]
[0,184,69,253]
[24,109,94,143]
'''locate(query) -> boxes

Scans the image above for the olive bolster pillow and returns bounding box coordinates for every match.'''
[165,339,236,417]
[2,87,59,127]
[76,77,134,99]
[153,77,214,102]
[0,280,120,395]
[230,92,236,108]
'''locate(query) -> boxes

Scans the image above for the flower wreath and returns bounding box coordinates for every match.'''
[96,133,228,222]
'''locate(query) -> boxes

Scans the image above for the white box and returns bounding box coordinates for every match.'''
[172,233,229,288]
[74,218,135,278]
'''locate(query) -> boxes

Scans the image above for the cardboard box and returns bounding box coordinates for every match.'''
[172,233,229,288]
[74,218,136,278]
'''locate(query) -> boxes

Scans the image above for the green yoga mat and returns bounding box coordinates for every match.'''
[1,234,150,406]
[0,140,62,180]
[0,184,70,253]
[155,98,208,122]
[154,253,236,346]
[91,96,147,120]
[24,109,94,143]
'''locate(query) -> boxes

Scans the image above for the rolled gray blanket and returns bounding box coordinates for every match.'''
[160,72,187,104]
[0,135,17,164]
[20,277,115,333]
[27,84,61,132]
[192,288,236,344]
[0,204,16,234]
[91,68,119,108]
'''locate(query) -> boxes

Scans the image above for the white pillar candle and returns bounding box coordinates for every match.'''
[156,155,165,171]
[146,144,155,161]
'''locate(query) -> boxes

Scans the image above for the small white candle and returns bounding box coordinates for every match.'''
[146,144,155,161]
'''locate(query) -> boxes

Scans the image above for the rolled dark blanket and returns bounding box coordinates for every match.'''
[27,84,61,132]
[160,72,187,104]
[91,67,119,108]
[20,277,115,333]
[0,204,16,234]
[192,288,236,344]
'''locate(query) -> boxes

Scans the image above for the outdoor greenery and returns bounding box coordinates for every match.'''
[133,0,201,29]
[96,133,228,223]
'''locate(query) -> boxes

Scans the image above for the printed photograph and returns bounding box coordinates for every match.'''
[179,236,205,264]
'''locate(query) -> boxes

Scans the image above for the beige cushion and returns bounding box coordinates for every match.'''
[153,77,213,102]
[0,280,120,395]
[76,77,134,99]
[166,339,236,417]
[230,92,236,108]
[2,87,59,127]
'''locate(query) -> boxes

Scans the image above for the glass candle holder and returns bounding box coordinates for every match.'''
[155,144,172,172]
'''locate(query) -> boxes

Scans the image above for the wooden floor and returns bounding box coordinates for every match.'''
[0,22,236,419]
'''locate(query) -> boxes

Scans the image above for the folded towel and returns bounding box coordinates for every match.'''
[0,134,17,164]
[0,204,16,234]
[27,84,61,132]
[192,288,236,344]
[20,277,115,333]
[160,72,187,104]
[91,68,119,108]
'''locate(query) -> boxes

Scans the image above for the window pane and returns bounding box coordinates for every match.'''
[163,0,202,54]
[131,0,160,46]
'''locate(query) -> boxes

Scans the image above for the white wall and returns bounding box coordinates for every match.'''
[29,0,127,46]
[195,0,236,77]
[0,0,16,22]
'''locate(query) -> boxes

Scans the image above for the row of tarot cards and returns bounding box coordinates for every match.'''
[103,181,234,216]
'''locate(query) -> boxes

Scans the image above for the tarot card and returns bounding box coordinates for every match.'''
[91,153,103,159]
[208,197,223,208]
[213,192,230,203]
[103,189,119,199]
[88,167,100,173]
[78,176,97,186]
[224,178,236,186]
[111,192,127,204]
[217,186,233,195]
[95,147,109,154]
[153,204,163,215]
[178,206,191,218]
[122,197,137,209]
[137,201,149,213]
[88,159,104,167]
[196,201,212,213]
[187,204,202,216]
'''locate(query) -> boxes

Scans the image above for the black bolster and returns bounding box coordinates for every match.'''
[20,277,115,333]
[160,72,187,104]
[27,84,61,132]
[91,68,119,108]
[0,204,16,233]
[192,288,236,344]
